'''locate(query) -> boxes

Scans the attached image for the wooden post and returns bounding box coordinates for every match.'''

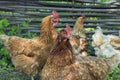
[118,30,120,36]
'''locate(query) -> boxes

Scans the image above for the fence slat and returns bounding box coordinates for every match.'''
[0,0,119,36]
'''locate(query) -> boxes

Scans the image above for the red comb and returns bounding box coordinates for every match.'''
[52,11,60,18]
[81,15,86,19]
[65,24,72,36]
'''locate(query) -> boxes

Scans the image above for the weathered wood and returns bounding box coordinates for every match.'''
[6,6,120,13]
[0,0,119,9]
[27,29,119,35]
[0,0,119,36]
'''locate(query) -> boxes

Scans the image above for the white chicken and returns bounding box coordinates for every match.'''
[92,26,120,57]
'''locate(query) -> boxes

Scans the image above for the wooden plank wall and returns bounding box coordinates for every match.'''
[0,0,120,36]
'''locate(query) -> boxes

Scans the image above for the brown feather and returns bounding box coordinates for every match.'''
[0,13,59,79]
[42,29,119,80]
[71,16,88,56]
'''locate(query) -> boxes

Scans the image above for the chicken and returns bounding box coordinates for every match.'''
[92,27,120,57]
[0,11,60,80]
[41,25,120,80]
[41,25,78,80]
[72,15,86,38]
[107,35,120,50]
[69,15,88,56]
[77,54,120,80]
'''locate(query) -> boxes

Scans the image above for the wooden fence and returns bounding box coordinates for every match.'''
[0,0,120,36]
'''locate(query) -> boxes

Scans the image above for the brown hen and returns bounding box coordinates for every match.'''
[108,35,120,50]
[69,15,88,56]
[0,11,60,80]
[41,25,120,80]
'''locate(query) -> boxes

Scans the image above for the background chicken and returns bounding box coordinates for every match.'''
[107,35,120,50]
[41,25,120,80]
[0,11,60,80]
[69,15,88,56]
[92,27,120,57]
[72,15,86,38]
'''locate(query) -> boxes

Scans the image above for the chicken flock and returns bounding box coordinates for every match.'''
[0,11,120,80]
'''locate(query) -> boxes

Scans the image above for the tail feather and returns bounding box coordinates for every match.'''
[0,35,9,41]
[106,54,120,70]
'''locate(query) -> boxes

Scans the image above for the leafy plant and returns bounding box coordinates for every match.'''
[108,64,120,80]
[0,18,9,34]
[21,21,29,28]
[0,18,9,28]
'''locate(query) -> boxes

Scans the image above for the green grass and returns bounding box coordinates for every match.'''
[0,68,30,80]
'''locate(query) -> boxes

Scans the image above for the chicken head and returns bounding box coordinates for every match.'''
[51,11,60,27]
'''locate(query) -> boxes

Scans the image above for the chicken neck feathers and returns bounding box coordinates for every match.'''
[72,17,86,38]
[48,38,75,67]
